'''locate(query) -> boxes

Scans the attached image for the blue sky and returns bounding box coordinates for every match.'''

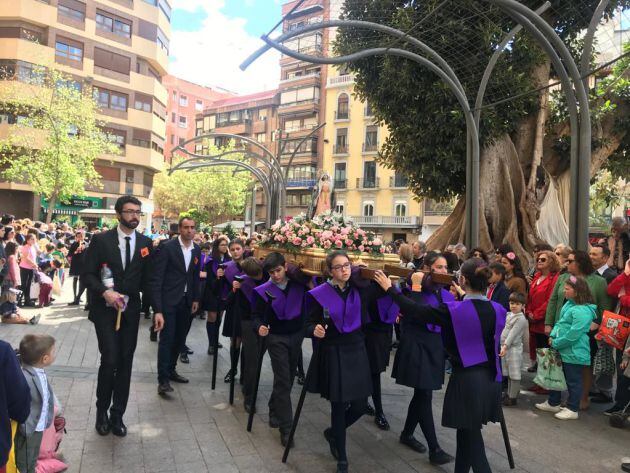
[168,0,282,94]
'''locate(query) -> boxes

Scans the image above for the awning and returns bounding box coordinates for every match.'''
[213,220,265,230]
[41,208,78,216]
[78,208,117,218]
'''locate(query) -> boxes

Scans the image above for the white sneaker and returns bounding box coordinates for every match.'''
[554,408,578,420]
[535,401,562,413]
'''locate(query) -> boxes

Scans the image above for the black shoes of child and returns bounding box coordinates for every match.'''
[180,352,190,364]
[110,416,127,437]
[365,402,375,416]
[336,461,348,473]
[280,430,294,448]
[224,369,237,383]
[429,449,454,465]
[374,413,390,430]
[95,411,110,436]
[399,433,427,453]
[503,397,518,407]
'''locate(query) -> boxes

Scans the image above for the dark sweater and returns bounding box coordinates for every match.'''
[252,280,306,335]
[0,340,31,467]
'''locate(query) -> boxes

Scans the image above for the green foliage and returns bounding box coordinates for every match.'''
[154,146,251,225]
[179,208,208,227]
[589,169,624,229]
[0,63,119,216]
[335,0,629,201]
[221,222,238,241]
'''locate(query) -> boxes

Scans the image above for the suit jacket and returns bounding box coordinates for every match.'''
[20,365,54,436]
[490,280,511,311]
[599,266,618,285]
[150,237,201,314]
[82,228,153,322]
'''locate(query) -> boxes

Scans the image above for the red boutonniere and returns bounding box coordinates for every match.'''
[194,256,199,265]
[140,247,149,258]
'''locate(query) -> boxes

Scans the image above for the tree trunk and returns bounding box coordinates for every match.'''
[46,194,56,224]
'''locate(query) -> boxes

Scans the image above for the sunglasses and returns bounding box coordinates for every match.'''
[537,258,547,262]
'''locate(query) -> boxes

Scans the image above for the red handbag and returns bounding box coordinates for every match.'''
[595,310,630,350]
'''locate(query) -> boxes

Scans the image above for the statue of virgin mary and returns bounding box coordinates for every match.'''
[309,172,335,218]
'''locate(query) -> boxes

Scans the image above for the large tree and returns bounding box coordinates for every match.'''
[0,64,119,223]
[153,148,252,225]
[335,0,630,260]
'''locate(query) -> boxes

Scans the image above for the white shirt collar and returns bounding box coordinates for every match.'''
[117,225,135,241]
[178,235,193,250]
[596,264,609,275]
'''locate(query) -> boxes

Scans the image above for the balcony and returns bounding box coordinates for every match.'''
[356,177,379,189]
[213,118,252,135]
[333,144,348,155]
[390,175,409,188]
[286,178,317,188]
[350,215,421,228]
[327,74,355,88]
[333,179,347,189]
[334,110,349,121]
[279,72,321,87]
[278,98,319,116]
[362,142,378,153]
[424,199,455,226]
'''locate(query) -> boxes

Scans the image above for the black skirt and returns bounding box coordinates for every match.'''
[364,328,392,375]
[391,325,445,390]
[307,335,373,403]
[221,306,241,338]
[441,366,501,430]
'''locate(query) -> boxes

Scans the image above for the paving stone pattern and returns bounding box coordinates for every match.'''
[2,285,629,473]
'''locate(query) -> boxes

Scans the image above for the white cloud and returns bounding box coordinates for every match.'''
[168,0,280,95]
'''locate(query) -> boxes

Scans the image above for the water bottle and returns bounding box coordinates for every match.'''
[101,263,114,290]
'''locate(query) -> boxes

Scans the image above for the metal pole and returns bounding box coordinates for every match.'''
[250,184,257,235]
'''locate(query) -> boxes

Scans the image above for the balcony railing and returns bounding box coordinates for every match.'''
[350,215,421,227]
[356,177,379,189]
[390,175,409,188]
[327,74,355,87]
[335,110,349,120]
[333,179,347,189]
[362,142,378,153]
[333,144,348,155]
[286,178,317,188]
[279,72,321,85]
[279,98,320,108]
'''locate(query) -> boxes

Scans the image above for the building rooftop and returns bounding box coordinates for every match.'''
[206,89,278,110]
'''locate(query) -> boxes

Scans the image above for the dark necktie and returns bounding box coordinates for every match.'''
[125,236,131,270]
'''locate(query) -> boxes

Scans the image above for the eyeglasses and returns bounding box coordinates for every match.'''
[331,262,352,271]
[537,258,547,262]
[121,210,144,216]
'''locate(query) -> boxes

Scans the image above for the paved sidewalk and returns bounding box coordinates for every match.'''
[1,285,629,473]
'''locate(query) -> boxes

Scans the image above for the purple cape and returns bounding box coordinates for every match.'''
[376,286,400,325]
[309,283,362,334]
[239,275,258,305]
[221,261,242,299]
[416,288,455,333]
[445,299,506,381]
[208,254,232,277]
[254,280,305,321]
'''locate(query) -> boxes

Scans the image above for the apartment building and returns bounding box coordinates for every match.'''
[163,75,233,162]
[0,0,171,226]
[194,89,280,223]
[278,0,330,215]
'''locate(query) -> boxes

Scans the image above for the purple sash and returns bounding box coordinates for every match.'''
[446,299,506,381]
[221,261,242,299]
[309,283,362,334]
[208,254,231,277]
[254,281,304,321]
[376,287,400,325]
[239,275,257,305]
[200,254,211,279]
[415,289,455,333]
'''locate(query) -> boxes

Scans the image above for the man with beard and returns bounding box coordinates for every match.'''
[82,196,157,437]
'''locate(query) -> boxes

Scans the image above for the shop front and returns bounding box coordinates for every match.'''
[40,196,104,227]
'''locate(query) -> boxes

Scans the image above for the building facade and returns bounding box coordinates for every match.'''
[163,75,233,162]
[194,90,280,224]
[278,0,331,216]
[0,0,171,226]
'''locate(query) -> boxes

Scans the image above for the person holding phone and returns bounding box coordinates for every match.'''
[201,236,231,355]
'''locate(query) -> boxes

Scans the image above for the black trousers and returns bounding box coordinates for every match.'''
[455,428,491,473]
[157,297,191,383]
[267,331,303,433]
[19,267,34,304]
[73,276,86,303]
[330,398,367,462]
[180,310,196,355]
[240,319,261,404]
[93,303,140,417]
[402,389,440,452]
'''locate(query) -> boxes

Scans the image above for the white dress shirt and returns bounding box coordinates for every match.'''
[596,264,610,276]
[117,225,136,270]
[33,367,50,432]
[179,236,193,292]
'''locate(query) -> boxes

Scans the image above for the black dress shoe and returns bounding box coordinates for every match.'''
[224,370,236,383]
[297,373,305,385]
[280,431,294,448]
[169,371,189,383]
[68,300,80,306]
[365,403,375,416]
[95,411,110,436]
[374,413,390,431]
[269,414,280,429]
[336,461,348,473]
[185,347,194,354]
[158,382,174,395]
[180,353,190,364]
[429,449,454,465]
[110,416,127,437]
[400,433,427,453]
[324,428,339,460]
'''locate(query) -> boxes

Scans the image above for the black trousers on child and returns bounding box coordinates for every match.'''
[454,428,491,473]
[402,389,440,452]
[330,398,367,462]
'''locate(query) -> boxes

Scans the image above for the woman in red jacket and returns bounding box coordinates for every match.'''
[607,258,630,416]
[526,251,560,389]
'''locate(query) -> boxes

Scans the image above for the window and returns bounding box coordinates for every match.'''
[179,95,188,106]
[170,134,175,145]
[94,48,130,75]
[178,137,185,145]
[134,94,151,112]
[94,87,128,112]
[157,27,169,54]
[334,128,347,154]
[364,125,378,152]
[336,93,349,119]
[114,19,131,38]
[96,11,131,38]
[280,86,319,105]
[55,40,83,62]
[103,128,126,149]
[255,133,266,143]
[95,12,113,32]
[395,203,407,217]
[58,4,85,21]
[158,0,172,20]
[365,102,374,116]
[393,172,408,188]
[172,91,177,100]
[195,99,203,111]
[335,203,345,214]
[363,203,374,217]
[132,137,150,148]
[171,112,176,123]
[178,116,187,128]
[363,161,376,187]
[334,163,347,189]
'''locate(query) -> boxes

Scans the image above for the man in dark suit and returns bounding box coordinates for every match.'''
[486,262,511,311]
[82,196,156,437]
[590,244,618,284]
[151,217,201,395]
